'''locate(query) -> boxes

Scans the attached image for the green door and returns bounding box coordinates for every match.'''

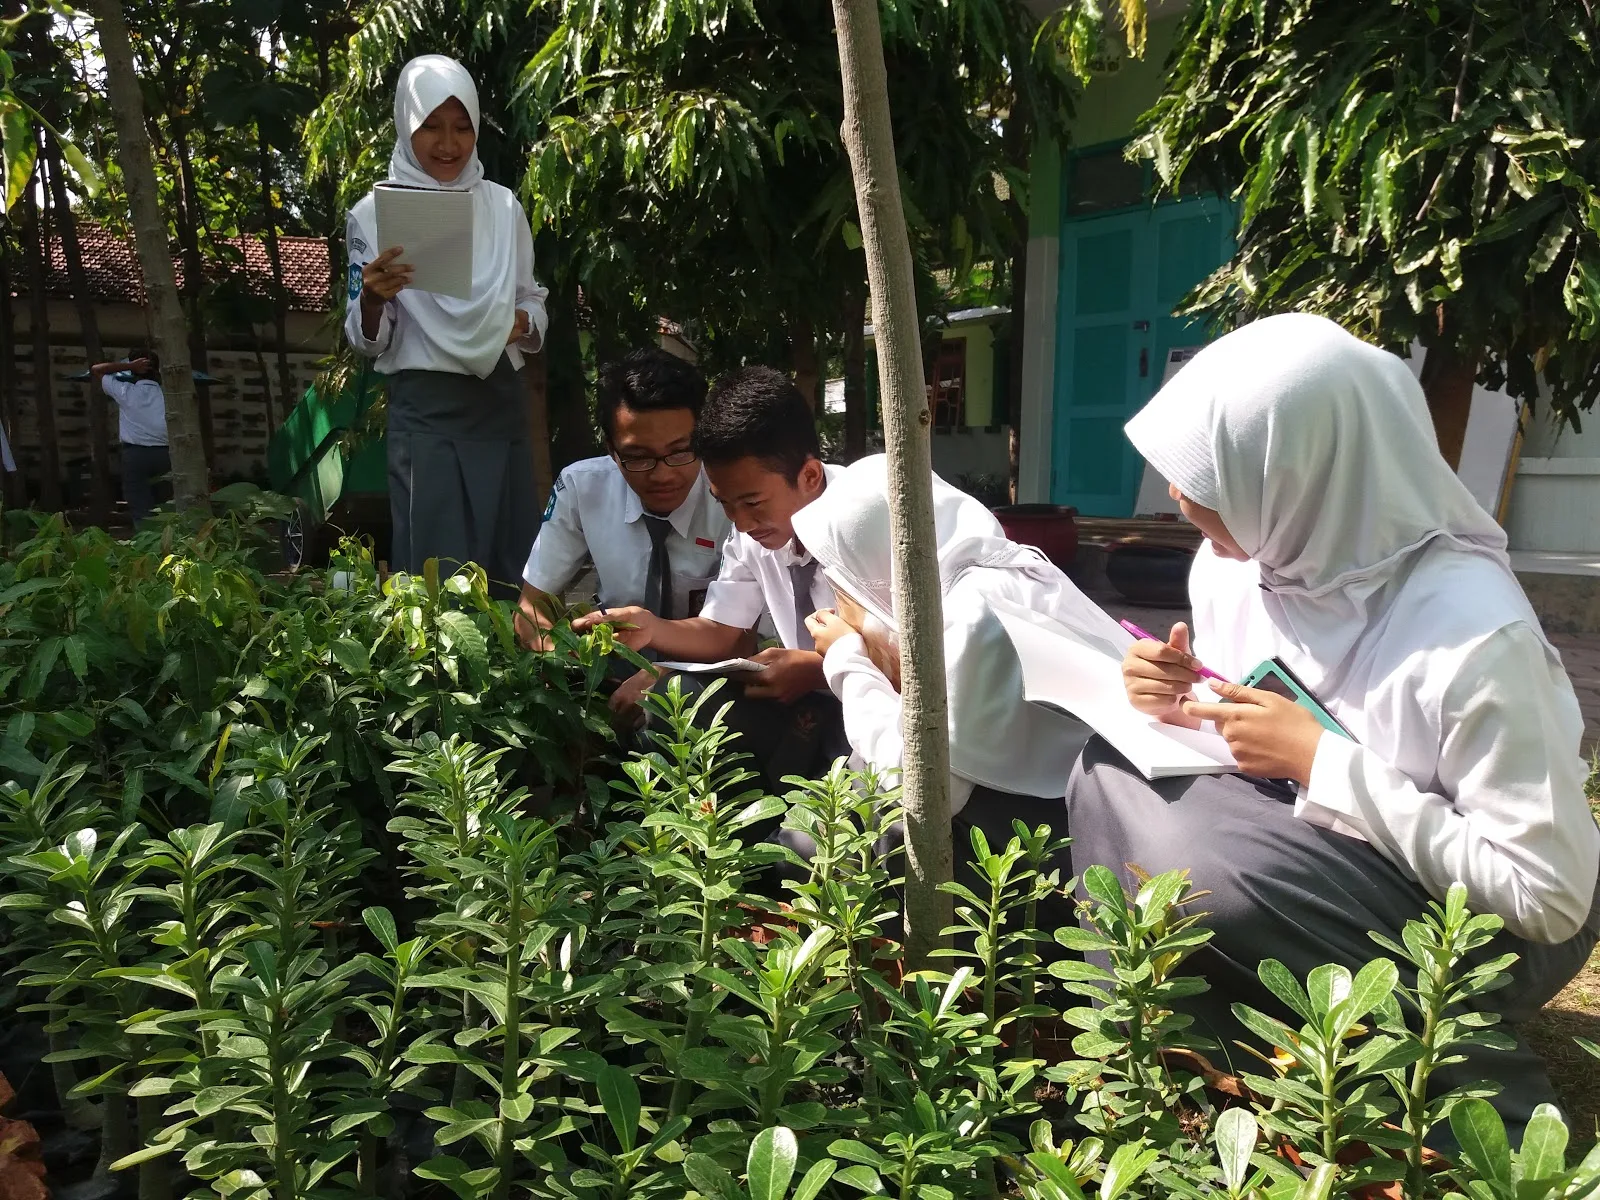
[1050,151,1234,515]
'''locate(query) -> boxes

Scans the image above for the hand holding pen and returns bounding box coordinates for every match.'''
[1117,618,1227,728]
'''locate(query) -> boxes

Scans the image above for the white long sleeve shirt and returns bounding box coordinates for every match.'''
[1192,542,1600,945]
[342,194,549,375]
[824,632,976,816]
[1302,622,1597,944]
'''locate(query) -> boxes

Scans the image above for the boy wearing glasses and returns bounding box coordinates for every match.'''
[518,347,732,711]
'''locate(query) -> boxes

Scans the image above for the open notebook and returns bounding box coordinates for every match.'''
[374,184,474,299]
[989,599,1237,781]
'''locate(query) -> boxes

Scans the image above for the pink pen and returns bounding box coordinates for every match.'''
[1118,619,1231,684]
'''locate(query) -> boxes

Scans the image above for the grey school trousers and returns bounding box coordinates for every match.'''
[1065,738,1600,1144]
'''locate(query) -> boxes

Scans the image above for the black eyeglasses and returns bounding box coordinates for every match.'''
[617,450,699,473]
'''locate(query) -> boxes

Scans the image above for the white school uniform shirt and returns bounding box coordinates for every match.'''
[1192,542,1600,946]
[1125,313,1600,947]
[342,196,550,376]
[793,455,1098,816]
[699,464,844,648]
[522,457,728,615]
[100,375,168,447]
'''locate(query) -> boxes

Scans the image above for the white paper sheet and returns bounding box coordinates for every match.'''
[373,184,474,300]
[652,658,768,676]
[990,599,1237,781]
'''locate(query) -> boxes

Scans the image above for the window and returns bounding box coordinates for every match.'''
[1067,148,1146,216]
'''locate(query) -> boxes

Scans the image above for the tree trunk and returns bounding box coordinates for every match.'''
[790,316,820,412]
[831,0,953,968]
[1420,344,1477,471]
[315,33,341,306]
[23,163,63,512]
[87,0,209,511]
[843,286,868,461]
[524,349,554,516]
[45,143,114,524]
[0,235,25,508]
[257,121,296,424]
[158,96,216,467]
[1002,94,1032,505]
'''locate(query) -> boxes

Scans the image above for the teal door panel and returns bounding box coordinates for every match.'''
[1050,193,1235,516]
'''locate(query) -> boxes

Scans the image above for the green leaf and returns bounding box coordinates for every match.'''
[747,1126,798,1200]
[329,637,371,675]
[1215,1107,1257,1192]
[1332,957,1397,1036]
[683,1153,739,1200]
[1257,959,1312,1021]
[363,906,399,955]
[1081,864,1129,915]
[1526,213,1573,282]
[833,1164,886,1194]
[1451,1098,1511,1183]
[1101,1141,1160,1200]
[436,610,489,679]
[1519,1102,1569,1180]
[55,137,102,196]
[1293,1163,1337,1200]
[2,102,36,212]
[595,1065,639,1154]
[793,1159,838,1200]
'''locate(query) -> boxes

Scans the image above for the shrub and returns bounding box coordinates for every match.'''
[1,495,1595,1200]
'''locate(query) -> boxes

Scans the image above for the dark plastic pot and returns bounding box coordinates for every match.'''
[1104,543,1194,608]
[992,504,1079,570]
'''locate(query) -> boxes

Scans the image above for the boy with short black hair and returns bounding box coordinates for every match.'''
[574,365,846,786]
[520,346,730,712]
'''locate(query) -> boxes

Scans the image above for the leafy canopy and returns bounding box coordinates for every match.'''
[1137,0,1600,426]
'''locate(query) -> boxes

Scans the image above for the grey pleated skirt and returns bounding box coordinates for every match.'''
[387,354,539,600]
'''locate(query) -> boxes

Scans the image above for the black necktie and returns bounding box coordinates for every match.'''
[643,515,673,620]
[789,558,818,650]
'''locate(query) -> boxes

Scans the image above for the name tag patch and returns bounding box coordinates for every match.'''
[695,537,716,548]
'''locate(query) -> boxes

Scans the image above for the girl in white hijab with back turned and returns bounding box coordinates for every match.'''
[344,55,549,597]
[792,454,1125,922]
[1073,312,1600,1142]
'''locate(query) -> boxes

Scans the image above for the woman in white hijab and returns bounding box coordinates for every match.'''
[344,55,550,597]
[792,454,1122,920]
[1072,312,1600,1139]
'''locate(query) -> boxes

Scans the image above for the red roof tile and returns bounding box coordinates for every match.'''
[28,222,335,313]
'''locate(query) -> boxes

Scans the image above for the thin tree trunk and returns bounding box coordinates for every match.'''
[1002,94,1032,505]
[831,0,953,968]
[790,316,820,412]
[86,0,209,510]
[0,233,25,508]
[45,142,113,523]
[843,286,868,461]
[23,163,63,512]
[524,349,554,516]
[257,39,295,423]
[315,32,341,306]
[159,93,216,467]
[1421,344,1477,471]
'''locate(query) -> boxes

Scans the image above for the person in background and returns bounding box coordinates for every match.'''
[345,54,549,598]
[1078,313,1600,1142]
[91,350,169,525]
[795,454,1100,926]
[517,347,733,718]
[573,366,845,791]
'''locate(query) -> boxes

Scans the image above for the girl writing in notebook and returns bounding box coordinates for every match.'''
[1074,312,1600,1140]
[345,55,549,598]
[793,455,1119,927]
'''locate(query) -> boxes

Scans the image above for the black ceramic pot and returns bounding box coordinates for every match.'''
[1104,543,1194,608]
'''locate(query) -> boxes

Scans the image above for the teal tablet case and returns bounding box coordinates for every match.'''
[1241,658,1354,741]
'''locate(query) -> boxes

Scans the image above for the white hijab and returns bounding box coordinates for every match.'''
[354,55,525,379]
[1124,312,1553,701]
[793,455,1112,797]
